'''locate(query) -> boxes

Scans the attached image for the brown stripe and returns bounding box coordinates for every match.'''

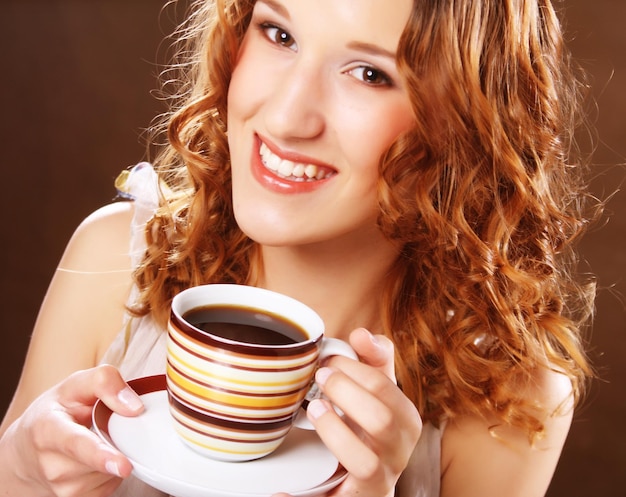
[176,418,287,446]
[169,394,295,432]
[168,331,319,372]
[167,359,309,398]
[92,375,166,441]
[129,374,167,395]
[170,311,321,357]
[168,386,299,420]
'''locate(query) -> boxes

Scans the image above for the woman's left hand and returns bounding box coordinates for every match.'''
[276,327,422,497]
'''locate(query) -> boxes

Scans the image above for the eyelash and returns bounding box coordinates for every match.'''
[258,22,297,50]
[256,22,394,88]
[347,66,393,87]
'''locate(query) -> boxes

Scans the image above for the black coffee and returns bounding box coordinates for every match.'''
[183,304,309,345]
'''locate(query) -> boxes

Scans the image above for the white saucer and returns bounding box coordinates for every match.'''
[92,375,347,497]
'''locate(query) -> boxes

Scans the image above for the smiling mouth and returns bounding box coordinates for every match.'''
[259,142,335,182]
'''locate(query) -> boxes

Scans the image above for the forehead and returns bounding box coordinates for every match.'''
[253,0,412,50]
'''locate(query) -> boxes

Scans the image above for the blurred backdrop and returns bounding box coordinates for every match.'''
[0,1,624,495]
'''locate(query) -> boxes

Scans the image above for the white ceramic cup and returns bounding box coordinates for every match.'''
[166,284,357,462]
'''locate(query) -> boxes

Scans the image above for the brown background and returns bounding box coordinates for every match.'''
[0,1,624,495]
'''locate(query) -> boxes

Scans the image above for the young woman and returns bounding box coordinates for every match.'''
[0,0,597,496]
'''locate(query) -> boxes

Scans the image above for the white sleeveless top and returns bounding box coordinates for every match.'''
[101,164,442,497]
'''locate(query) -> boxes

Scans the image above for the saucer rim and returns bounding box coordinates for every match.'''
[92,374,348,497]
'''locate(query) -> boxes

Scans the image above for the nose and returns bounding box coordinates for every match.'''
[263,57,326,141]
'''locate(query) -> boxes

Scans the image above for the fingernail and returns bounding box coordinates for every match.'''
[315,367,333,386]
[105,460,122,478]
[365,329,381,346]
[307,399,329,420]
[117,387,143,411]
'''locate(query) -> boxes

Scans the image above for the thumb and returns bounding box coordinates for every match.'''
[348,328,396,383]
[57,365,144,424]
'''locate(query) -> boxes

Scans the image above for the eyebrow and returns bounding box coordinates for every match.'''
[255,0,397,61]
[256,0,290,19]
[347,41,397,61]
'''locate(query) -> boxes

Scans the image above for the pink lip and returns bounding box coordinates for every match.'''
[251,135,335,194]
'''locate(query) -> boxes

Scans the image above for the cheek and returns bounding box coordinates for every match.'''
[227,43,263,124]
[346,101,414,173]
[227,62,263,164]
[227,68,249,124]
[380,101,415,143]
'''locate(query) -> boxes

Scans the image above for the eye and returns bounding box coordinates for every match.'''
[347,66,393,87]
[260,23,297,50]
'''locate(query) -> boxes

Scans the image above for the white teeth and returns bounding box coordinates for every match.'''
[292,164,305,178]
[278,160,295,177]
[259,141,331,181]
[304,165,317,179]
[267,152,281,172]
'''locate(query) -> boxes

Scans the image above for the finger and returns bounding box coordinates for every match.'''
[41,451,125,497]
[307,399,384,484]
[315,367,419,457]
[317,367,393,433]
[348,328,396,381]
[73,434,133,479]
[315,364,422,476]
[52,475,124,497]
[321,356,398,403]
[318,358,420,435]
[38,409,134,479]
[57,365,144,418]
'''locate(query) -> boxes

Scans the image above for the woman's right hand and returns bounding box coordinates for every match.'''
[0,364,144,497]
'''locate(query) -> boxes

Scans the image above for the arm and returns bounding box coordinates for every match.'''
[440,368,574,497]
[0,201,143,496]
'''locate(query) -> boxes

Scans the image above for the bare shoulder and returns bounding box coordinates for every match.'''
[0,202,138,431]
[440,367,574,497]
[60,200,135,272]
[51,200,137,355]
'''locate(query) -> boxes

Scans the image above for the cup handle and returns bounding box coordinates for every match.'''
[293,337,358,430]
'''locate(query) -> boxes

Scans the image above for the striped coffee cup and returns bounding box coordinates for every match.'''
[166,284,356,462]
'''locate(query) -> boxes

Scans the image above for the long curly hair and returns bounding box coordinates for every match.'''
[131,0,598,440]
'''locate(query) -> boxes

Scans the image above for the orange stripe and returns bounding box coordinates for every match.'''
[167,365,307,408]
[167,349,314,388]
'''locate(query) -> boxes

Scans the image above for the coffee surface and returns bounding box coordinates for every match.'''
[183,304,308,345]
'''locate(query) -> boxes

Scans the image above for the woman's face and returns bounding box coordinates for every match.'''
[227,0,414,250]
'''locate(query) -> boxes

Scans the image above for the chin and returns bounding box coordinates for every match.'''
[235,213,292,247]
